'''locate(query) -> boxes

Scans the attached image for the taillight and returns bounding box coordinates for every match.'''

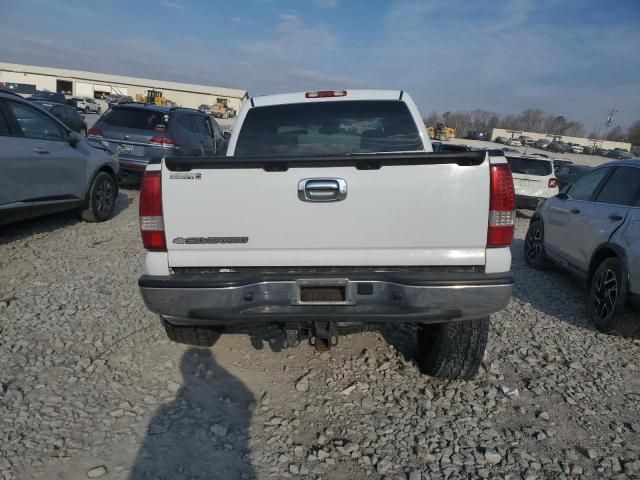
[305,90,347,98]
[548,178,558,188]
[150,136,178,147]
[139,170,166,251]
[87,128,103,137]
[488,163,516,248]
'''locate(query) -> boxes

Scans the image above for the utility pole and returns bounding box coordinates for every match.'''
[603,109,617,141]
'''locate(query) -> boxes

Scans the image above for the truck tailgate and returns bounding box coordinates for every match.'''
[161,152,490,267]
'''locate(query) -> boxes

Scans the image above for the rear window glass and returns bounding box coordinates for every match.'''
[101,107,170,130]
[507,157,553,176]
[235,100,423,156]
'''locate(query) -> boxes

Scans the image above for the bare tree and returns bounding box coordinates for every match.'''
[626,120,640,146]
[605,125,624,141]
[423,112,439,126]
[564,121,586,137]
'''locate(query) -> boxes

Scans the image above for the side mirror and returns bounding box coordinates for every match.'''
[67,130,82,147]
[557,187,569,200]
[222,131,231,140]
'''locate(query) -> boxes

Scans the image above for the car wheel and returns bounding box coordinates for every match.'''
[524,220,551,270]
[589,257,639,337]
[416,318,488,379]
[163,320,223,347]
[80,172,118,222]
[84,107,89,113]
[97,107,101,113]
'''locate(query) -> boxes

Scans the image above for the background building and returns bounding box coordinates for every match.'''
[0,62,248,113]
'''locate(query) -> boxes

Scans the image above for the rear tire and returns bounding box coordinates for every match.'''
[524,220,551,270]
[416,318,489,379]
[589,257,639,337]
[163,321,223,347]
[80,172,118,222]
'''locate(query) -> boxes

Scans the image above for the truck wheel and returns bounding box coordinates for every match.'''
[163,321,223,347]
[416,318,489,379]
[589,257,639,337]
[80,172,118,222]
[524,220,551,270]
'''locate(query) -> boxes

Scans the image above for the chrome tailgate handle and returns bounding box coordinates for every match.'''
[298,178,347,202]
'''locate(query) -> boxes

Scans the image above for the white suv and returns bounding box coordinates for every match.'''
[507,154,559,209]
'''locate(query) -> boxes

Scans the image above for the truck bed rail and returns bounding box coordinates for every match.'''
[160,150,497,172]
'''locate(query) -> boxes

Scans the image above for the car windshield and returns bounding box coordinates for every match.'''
[234,100,423,156]
[507,156,553,176]
[101,107,170,130]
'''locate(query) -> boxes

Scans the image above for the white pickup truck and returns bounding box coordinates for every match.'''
[138,90,515,379]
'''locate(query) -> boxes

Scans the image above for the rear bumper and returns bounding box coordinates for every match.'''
[119,157,149,173]
[516,194,545,210]
[138,271,513,325]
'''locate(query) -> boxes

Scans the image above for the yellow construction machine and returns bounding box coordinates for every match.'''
[426,122,455,140]
[135,89,172,106]
[211,98,236,119]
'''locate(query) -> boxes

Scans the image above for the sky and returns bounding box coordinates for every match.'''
[1,0,639,129]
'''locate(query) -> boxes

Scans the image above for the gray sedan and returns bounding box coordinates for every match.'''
[524,160,640,336]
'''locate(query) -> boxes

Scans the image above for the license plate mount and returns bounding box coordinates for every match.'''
[294,279,354,305]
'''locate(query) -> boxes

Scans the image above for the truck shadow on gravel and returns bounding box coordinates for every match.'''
[129,348,256,480]
[510,239,594,331]
[0,193,134,246]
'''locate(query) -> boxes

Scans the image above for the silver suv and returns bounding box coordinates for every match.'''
[525,160,640,336]
[0,90,119,225]
[89,104,226,176]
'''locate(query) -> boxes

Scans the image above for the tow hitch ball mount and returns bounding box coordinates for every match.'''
[282,322,338,351]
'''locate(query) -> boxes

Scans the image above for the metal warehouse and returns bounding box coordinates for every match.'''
[0,62,248,112]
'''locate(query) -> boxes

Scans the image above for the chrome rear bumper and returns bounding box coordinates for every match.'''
[139,271,513,325]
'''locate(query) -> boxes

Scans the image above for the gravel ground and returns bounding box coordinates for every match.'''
[1,190,639,480]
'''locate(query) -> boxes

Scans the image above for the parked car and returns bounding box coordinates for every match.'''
[555,163,592,189]
[0,90,119,225]
[553,159,573,170]
[506,155,558,209]
[608,149,634,160]
[72,97,101,113]
[568,143,584,154]
[28,91,67,104]
[595,147,610,157]
[494,136,508,144]
[583,145,595,155]
[525,160,640,336]
[30,101,88,136]
[106,94,134,106]
[198,104,211,115]
[519,135,534,146]
[506,138,522,146]
[466,130,489,140]
[534,138,551,149]
[88,104,225,176]
[548,141,572,153]
[137,89,516,380]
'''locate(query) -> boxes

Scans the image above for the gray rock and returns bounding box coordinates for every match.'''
[295,375,310,392]
[210,423,228,437]
[485,452,502,465]
[87,465,107,478]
